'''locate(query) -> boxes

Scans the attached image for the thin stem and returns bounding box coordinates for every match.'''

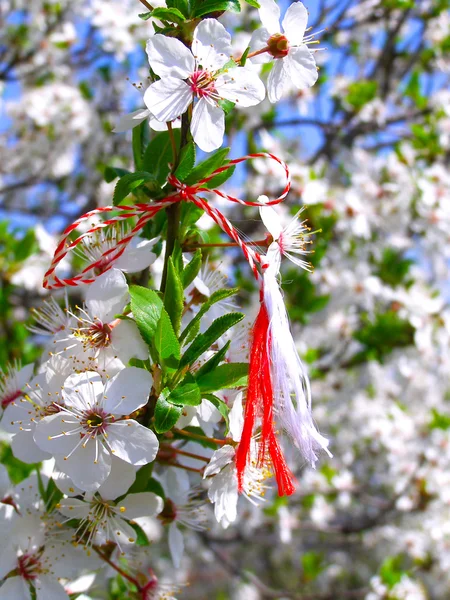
[175,428,230,446]
[138,0,154,10]
[93,546,141,589]
[237,46,270,63]
[167,121,178,166]
[160,444,211,462]
[161,461,205,474]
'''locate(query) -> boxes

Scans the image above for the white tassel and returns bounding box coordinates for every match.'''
[263,244,332,466]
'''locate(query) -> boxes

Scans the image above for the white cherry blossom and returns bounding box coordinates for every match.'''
[0,363,34,415]
[145,19,265,151]
[33,368,158,491]
[250,0,319,102]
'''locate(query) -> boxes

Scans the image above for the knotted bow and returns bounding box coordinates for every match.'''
[43,152,290,290]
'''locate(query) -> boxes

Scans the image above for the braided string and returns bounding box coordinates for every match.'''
[43,153,290,290]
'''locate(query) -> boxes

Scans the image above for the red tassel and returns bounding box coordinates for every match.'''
[236,302,296,496]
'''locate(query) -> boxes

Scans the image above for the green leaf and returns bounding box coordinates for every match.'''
[182,249,202,288]
[195,340,230,378]
[180,312,244,367]
[180,287,239,344]
[193,0,241,17]
[429,409,450,431]
[164,258,184,335]
[169,374,202,406]
[150,7,186,23]
[345,80,378,110]
[166,0,190,17]
[132,120,148,169]
[129,286,164,347]
[353,310,415,362]
[113,171,159,205]
[129,520,150,546]
[197,362,248,393]
[244,0,260,7]
[203,393,229,430]
[104,165,130,183]
[138,11,153,19]
[15,230,37,262]
[155,308,181,368]
[240,45,250,66]
[143,129,181,185]
[146,477,166,498]
[379,556,405,589]
[154,388,183,433]
[184,147,230,185]
[375,248,414,287]
[204,164,235,189]
[127,463,154,494]
[175,142,196,181]
[217,98,235,115]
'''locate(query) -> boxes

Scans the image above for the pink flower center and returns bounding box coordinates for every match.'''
[76,320,112,350]
[189,70,216,98]
[81,408,111,437]
[267,33,290,59]
[1,389,22,410]
[18,554,41,581]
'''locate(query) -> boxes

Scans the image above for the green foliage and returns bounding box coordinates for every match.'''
[154,388,183,432]
[143,129,181,185]
[182,249,202,288]
[375,248,414,287]
[195,340,230,378]
[132,120,150,170]
[169,373,202,406]
[379,556,406,589]
[184,147,230,185]
[197,362,248,393]
[164,258,184,335]
[180,312,244,367]
[129,286,164,347]
[149,7,186,24]
[345,80,378,110]
[429,409,450,431]
[203,393,230,430]
[353,310,415,362]
[154,308,181,369]
[175,142,196,181]
[192,0,240,18]
[180,287,239,344]
[166,0,191,17]
[283,270,330,325]
[113,171,159,205]
[301,552,326,583]
[0,442,38,484]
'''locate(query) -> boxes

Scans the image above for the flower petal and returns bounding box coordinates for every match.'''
[249,27,272,64]
[0,577,28,600]
[258,0,281,34]
[144,78,193,123]
[58,497,91,520]
[63,371,104,413]
[111,320,149,363]
[217,67,265,107]
[282,1,308,45]
[286,45,318,90]
[191,99,224,153]
[60,440,112,491]
[192,18,231,71]
[228,393,244,442]
[259,206,283,240]
[208,463,238,528]
[104,367,153,415]
[204,445,235,478]
[107,420,159,466]
[86,269,129,323]
[146,34,195,79]
[168,522,184,568]
[34,413,80,456]
[97,456,137,500]
[11,430,51,464]
[118,492,163,519]
[267,57,289,103]
[113,108,151,133]
[115,237,158,273]
[35,575,70,600]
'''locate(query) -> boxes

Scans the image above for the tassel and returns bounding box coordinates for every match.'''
[236,302,296,496]
[263,263,332,466]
